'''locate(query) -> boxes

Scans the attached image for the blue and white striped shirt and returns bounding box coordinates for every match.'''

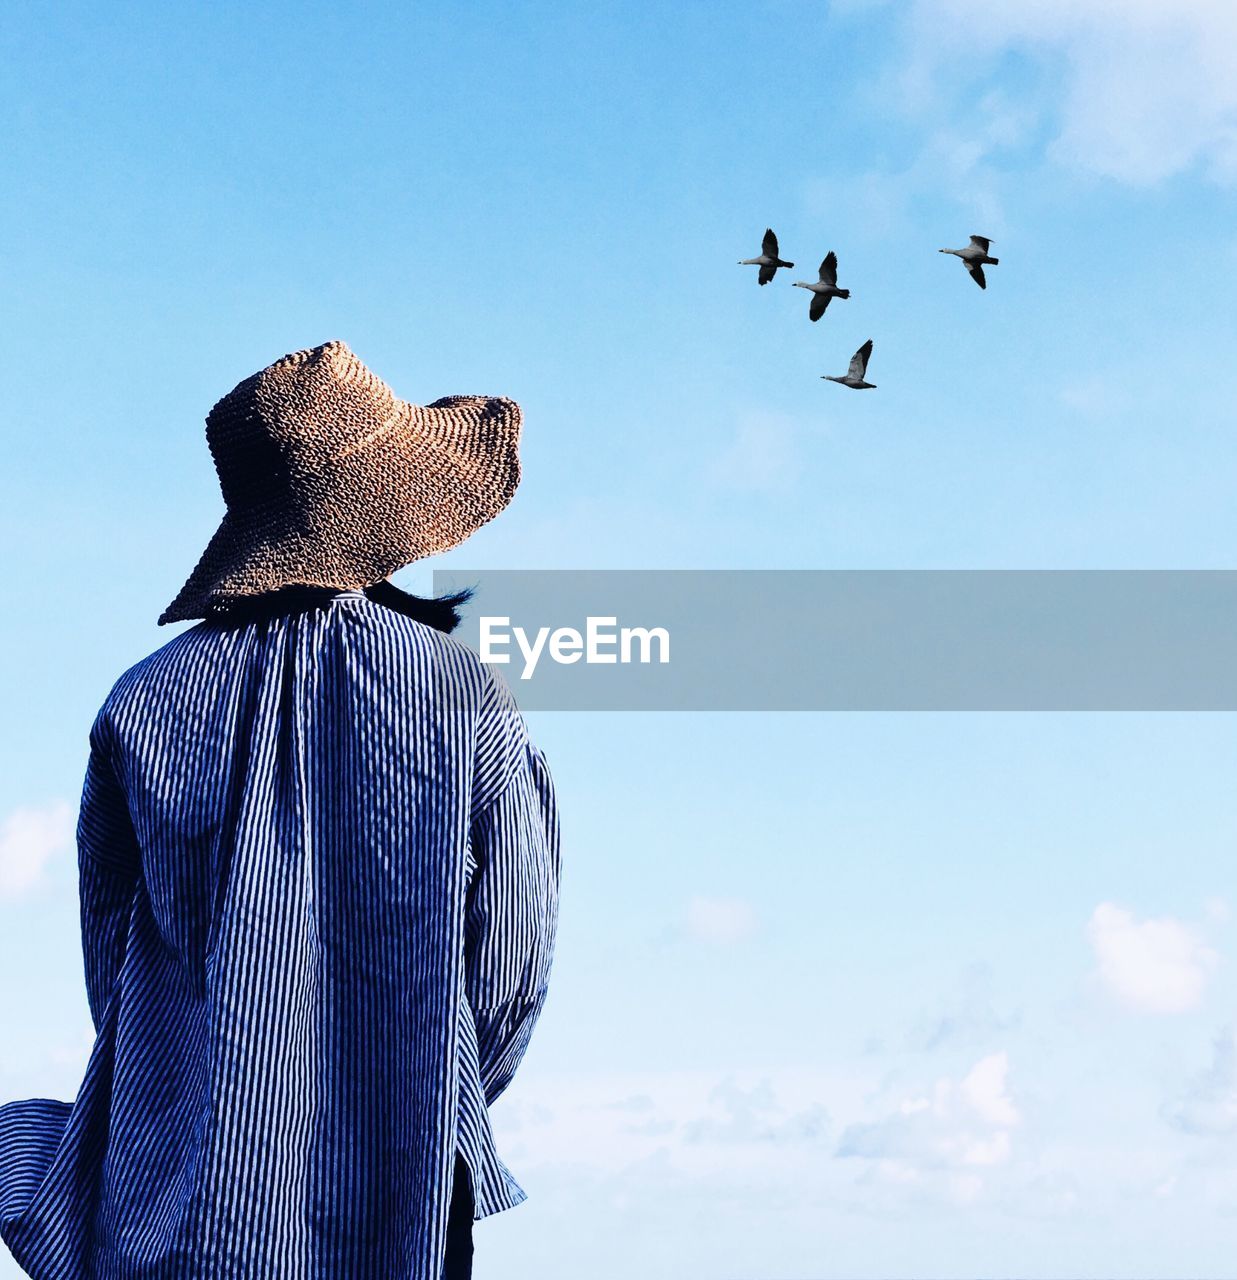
[0,589,561,1279]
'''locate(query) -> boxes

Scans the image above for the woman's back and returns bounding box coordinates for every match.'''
[0,590,560,1279]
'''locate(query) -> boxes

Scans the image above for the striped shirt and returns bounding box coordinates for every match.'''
[0,589,561,1279]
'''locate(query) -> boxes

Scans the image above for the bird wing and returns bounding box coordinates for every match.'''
[809,291,830,321]
[762,228,779,258]
[965,261,987,289]
[819,252,837,286]
[758,262,775,285]
[970,235,991,252]
[850,340,873,380]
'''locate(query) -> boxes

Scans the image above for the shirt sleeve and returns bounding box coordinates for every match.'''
[77,715,141,1030]
[465,733,562,1107]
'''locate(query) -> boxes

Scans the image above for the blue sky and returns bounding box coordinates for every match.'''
[4,1,1237,1276]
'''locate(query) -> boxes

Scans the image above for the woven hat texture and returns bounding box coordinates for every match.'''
[159,340,522,625]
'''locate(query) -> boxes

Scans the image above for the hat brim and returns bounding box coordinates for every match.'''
[158,394,521,625]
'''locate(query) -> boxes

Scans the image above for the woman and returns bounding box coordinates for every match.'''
[0,341,562,1280]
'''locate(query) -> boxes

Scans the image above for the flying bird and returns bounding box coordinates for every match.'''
[793,252,851,320]
[939,235,999,289]
[822,339,876,390]
[738,227,794,285]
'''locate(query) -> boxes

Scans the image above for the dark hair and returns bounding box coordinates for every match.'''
[362,579,472,632]
[206,580,473,633]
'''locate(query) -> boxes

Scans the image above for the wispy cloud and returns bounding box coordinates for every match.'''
[1086,901,1218,1014]
[0,801,74,902]
[897,0,1237,186]
[684,894,759,945]
[704,411,800,494]
[492,1067,850,1175]
[807,85,1029,233]
[905,963,1020,1052]
[1058,373,1137,419]
[682,1077,829,1146]
[1165,1026,1237,1136]
[1204,897,1231,924]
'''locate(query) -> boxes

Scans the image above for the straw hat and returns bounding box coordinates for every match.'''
[158,340,522,625]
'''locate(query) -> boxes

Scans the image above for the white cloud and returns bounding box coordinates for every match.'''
[1166,1026,1237,1136]
[685,894,759,945]
[489,1056,1183,1235]
[960,1051,1021,1128]
[901,0,1237,185]
[836,1050,1020,1177]
[1086,902,1218,1014]
[0,801,74,901]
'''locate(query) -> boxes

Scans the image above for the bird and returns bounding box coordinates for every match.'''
[822,339,876,389]
[738,228,794,285]
[939,235,999,289]
[792,252,850,320]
